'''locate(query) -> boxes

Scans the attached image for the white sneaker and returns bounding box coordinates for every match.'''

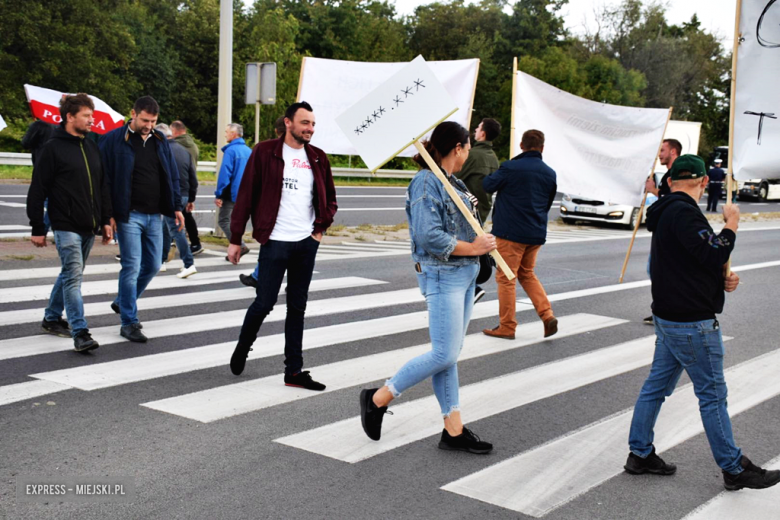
[159,262,168,272]
[177,265,197,279]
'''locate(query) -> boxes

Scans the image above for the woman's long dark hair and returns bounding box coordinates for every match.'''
[413,121,469,169]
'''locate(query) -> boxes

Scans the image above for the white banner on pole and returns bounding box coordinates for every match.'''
[0,115,6,133]
[298,57,478,157]
[335,56,459,171]
[511,71,670,206]
[654,120,702,172]
[733,0,780,180]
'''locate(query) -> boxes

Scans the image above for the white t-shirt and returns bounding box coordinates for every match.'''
[269,144,316,241]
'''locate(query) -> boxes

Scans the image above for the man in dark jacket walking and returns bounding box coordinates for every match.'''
[227,102,338,391]
[455,118,501,224]
[171,120,203,255]
[482,129,558,340]
[157,123,197,278]
[99,96,184,343]
[27,93,113,352]
[625,154,780,491]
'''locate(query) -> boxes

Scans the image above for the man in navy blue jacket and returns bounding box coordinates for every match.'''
[482,129,559,340]
[99,96,183,343]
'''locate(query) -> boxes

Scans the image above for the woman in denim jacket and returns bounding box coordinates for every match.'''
[359,122,497,454]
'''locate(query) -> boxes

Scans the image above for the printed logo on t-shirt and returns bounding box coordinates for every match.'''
[291,158,311,170]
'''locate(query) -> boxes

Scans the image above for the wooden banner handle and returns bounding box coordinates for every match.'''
[413,140,515,281]
[618,106,673,283]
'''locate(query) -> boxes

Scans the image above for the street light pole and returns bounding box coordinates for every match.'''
[214,0,233,237]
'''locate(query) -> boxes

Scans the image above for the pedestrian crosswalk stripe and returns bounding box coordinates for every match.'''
[0,288,424,361]
[142,314,625,423]
[274,332,659,463]
[0,267,319,304]
[441,339,780,519]
[0,379,71,407]
[27,294,549,394]
[0,254,260,283]
[681,456,780,520]
[0,276,383,327]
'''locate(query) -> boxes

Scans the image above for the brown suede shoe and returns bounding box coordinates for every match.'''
[483,327,515,340]
[543,317,559,338]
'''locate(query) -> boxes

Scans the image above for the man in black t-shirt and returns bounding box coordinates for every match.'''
[100,96,184,343]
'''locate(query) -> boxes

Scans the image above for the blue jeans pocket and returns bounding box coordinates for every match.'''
[664,332,697,366]
[416,272,427,296]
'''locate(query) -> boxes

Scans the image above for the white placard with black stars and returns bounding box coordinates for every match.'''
[335,55,458,172]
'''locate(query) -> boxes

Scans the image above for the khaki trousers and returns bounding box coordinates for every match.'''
[495,237,553,332]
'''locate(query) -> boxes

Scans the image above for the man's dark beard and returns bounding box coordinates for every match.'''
[290,128,311,145]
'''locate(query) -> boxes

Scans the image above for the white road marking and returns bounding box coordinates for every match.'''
[442,341,780,519]
[681,456,780,520]
[0,288,425,361]
[0,380,71,407]
[0,276,381,327]
[143,314,625,422]
[275,333,661,462]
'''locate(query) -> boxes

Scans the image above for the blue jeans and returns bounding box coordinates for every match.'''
[237,237,319,375]
[162,196,193,268]
[45,231,95,336]
[628,316,743,474]
[251,261,260,280]
[115,211,163,326]
[386,263,478,417]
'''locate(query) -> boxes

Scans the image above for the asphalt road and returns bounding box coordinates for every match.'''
[1,220,779,519]
[3,183,780,234]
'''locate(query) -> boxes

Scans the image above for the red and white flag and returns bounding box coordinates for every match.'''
[24,84,125,135]
[0,114,6,133]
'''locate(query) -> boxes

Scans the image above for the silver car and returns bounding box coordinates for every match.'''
[559,194,649,230]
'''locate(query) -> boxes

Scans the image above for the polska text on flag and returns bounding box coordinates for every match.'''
[24,84,125,135]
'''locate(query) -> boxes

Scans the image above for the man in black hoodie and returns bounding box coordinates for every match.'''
[624,155,780,491]
[27,94,113,352]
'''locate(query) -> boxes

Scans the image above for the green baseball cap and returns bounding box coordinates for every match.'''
[670,154,707,181]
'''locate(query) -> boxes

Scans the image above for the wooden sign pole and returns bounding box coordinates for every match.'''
[413,140,515,280]
[725,0,743,277]
[618,107,673,283]
[509,57,518,158]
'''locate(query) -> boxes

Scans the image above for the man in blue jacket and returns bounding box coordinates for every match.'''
[99,96,184,343]
[215,123,252,259]
[482,129,559,340]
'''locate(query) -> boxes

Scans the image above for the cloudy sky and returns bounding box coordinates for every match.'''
[392,0,737,50]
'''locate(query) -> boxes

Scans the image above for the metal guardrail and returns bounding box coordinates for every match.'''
[0,152,414,179]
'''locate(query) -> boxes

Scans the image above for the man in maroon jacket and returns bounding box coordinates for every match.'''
[227,101,338,390]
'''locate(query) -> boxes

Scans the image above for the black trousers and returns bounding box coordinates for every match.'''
[184,209,200,248]
[707,183,722,212]
[237,236,319,375]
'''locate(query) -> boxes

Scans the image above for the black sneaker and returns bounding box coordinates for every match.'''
[73,330,99,352]
[190,244,204,256]
[41,318,70,338]
[474,286,486,304]
[624,448,676,475]
[239,273,258,288]
[230,344,253,375]
[240,245,251,257]
[360,388,390,441]
[643,315,654,325]
[120,323,147,343]
[723,456,780,490]
[111,302,120,314]
[285,371,326,391]
[439,427,493,454]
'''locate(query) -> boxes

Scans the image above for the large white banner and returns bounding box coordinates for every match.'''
[654,120,702,172]
[298,57,479,157]
[512,71,670,206]
[0,115,6,133]
[733,0,780,180]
